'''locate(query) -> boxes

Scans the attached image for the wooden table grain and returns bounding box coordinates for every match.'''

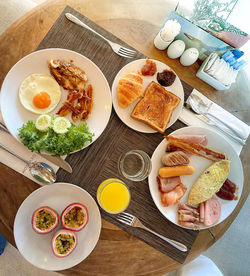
[0,0,249,275]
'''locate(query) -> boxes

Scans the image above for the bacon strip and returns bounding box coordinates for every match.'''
[165,136,226,161]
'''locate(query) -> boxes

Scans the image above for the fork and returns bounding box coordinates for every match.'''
[65,13,136,59]
[116,212,188,252]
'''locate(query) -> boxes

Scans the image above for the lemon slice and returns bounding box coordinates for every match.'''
[53,117,71,134]
[35,114,52,131]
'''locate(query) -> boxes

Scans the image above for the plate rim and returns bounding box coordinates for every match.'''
[13,182,102,271]
[148,125,244,230]
[111,58,184,133]
[0,47,112,154]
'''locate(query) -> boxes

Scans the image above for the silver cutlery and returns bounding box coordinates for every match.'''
[0,123,72,173]
[188,94,247,140]
[65,13,136,59]
[195,113,245,145]
[0,142,56,184]
[116,212,188,252]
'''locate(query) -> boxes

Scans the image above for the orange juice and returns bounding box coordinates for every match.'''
[97,178,130,214]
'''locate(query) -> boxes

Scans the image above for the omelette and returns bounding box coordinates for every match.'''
[188,160,230,205]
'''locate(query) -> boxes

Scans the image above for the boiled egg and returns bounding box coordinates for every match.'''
[19,73,61,114]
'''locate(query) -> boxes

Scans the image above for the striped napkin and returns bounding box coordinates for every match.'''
[179,89,250,155]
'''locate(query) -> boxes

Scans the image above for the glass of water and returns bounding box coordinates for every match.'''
[118,150,152,181]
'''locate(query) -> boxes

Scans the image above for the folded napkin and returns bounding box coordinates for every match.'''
[179,89,250,155]
[0,112,59,185]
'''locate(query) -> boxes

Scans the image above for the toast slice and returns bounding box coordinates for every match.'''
[131,81,180,133]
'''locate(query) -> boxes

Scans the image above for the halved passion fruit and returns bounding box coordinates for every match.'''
[61,203,88,231]
[32,206,59,234]
[51,229,77,257]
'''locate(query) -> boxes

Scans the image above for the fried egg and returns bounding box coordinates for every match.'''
[19,73,61,114]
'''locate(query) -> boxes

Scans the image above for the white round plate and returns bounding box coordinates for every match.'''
[148,126,244,230]
[14,183,102,271]
[111,58,184,133]
[0,48,112,152]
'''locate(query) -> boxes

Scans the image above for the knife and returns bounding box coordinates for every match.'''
[184,109,246,145]
[0,123,72,173]
[40,153,72,173]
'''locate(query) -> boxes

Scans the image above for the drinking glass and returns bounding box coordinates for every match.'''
[118,150,152,181]
[96,178,131,214]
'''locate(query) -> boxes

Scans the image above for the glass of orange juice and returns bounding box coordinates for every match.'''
[96,178,131,214]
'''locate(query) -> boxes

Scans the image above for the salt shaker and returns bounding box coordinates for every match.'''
[154,20,181,50]
[180,48,199,66]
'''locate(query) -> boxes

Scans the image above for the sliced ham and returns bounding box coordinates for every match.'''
[203,197,221,226]
[178,221,200,229]
[171,134,208,146]
[161,183,186,206]
[161,151,190,166]
[199,202,205,223]
[157,176,181,193]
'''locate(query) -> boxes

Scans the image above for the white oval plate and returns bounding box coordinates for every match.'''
[14,183,102,271]
[0,48,112,153]
[111,58,184,133]
[148,126,244,230]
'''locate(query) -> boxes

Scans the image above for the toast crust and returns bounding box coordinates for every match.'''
[131,81,180,133]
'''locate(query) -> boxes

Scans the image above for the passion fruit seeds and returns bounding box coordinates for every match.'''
[32,206,59,234]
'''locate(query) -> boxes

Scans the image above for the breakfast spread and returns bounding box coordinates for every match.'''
[51,229,77,257]
[19,73,61,114]
[32,203,88,257]
[32,206,59,234]
[155,133,237,229]
[16,58,95,155]
[131,81,180,133]
[117,71,143,108]
[157,69,176,87]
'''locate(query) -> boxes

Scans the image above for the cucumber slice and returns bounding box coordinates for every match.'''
[35,115,52,131]
[53,117,71,134]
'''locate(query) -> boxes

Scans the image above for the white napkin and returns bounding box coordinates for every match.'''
[0,112,60,185]
[179,89,250,155]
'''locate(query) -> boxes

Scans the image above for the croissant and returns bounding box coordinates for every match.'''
[117,72,143,108]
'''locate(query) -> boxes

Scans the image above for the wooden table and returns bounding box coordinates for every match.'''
[0,0,249,275]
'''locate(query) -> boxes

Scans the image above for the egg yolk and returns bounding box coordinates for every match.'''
[33,92,51,109]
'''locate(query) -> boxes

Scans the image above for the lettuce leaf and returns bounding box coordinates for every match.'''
[18,120,94,156]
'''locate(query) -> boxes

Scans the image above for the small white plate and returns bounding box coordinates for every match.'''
[111,59,184,133]
[0,48,112,153]
[14,183,102,271]
[148,126,244,230]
